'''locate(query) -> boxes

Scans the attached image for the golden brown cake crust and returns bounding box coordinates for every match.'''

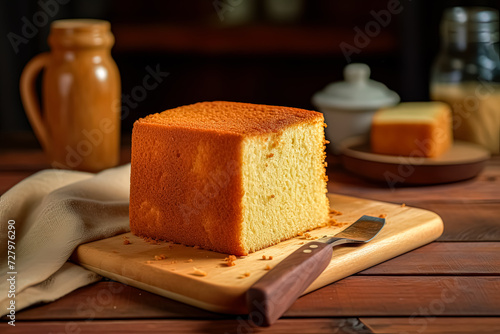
[135,101,322,136]
[130,124,247,255]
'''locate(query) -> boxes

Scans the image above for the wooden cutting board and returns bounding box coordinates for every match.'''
[72,193,443,314]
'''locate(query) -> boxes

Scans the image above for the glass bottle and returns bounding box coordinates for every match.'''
[430,7,500,154]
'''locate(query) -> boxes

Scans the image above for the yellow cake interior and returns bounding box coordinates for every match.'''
[241,122,329,253]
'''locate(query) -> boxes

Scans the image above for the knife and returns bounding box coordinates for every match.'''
[246,215,385,327]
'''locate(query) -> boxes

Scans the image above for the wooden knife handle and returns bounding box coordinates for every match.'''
[246,241,333,326]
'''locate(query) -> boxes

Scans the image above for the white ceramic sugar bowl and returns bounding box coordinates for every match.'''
[312,63,400,152]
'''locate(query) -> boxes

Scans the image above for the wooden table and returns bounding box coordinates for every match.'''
[1,147,499,333]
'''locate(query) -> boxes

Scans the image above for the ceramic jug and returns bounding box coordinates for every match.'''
[20,19,121,172]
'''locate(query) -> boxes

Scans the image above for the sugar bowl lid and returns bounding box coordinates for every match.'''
[312,63,400,110]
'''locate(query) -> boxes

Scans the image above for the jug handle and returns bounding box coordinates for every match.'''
[20,53,51,153]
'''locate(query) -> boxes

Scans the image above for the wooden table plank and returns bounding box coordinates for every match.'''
[361,317,500,334]
[15,282,223,321]
[0,147,131,172]
[359,242,500,275]
[0,318,374,334]
[15,275,500,321]
[425,203,500,241]
[0,171,36,195]
[286,276,500,317]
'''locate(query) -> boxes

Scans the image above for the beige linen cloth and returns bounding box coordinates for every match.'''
[0,164,131,316]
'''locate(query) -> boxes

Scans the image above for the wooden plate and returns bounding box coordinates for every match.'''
[340,136,490,185]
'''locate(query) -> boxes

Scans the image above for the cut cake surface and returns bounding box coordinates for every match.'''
[130,101,329,255]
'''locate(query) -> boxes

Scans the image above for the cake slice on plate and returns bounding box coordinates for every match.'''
[371,102,453,158]
[130,101,330,255]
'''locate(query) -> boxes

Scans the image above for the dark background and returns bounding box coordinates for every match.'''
[1,0,499,148]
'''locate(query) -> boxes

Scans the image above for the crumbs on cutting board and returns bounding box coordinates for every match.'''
[240,272,251,279]
[265,265,271,270]
[328,219,349,228]
[123,239,131,245]
[329,208,343,216]
[192,267,207,277]
[141,236,162,245]
[185,259,193,263]
[379,214,387,218]
[154,254,166,261]
[304,233,319,240]
[401,203,406,207]
[261,255,273,260]
[224,255,237,267]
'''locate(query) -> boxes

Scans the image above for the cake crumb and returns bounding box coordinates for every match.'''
[379,214,387,218]
[170,260,177,264]
[154,254,166,261]
[265,265,271,270]
[299,242,305,245]
[192,267,207,277]
[266,153,274,158]
[401,203,406,207]
[304,233,312,239]
[142,236,161,245]
[328,219,349,228]
[325,140,330,144]
[297,231,303,236]
[262,255,267,260]
[269,256,273,260]
[122,235,129,239]
[123,239,131,245]
[243,272,250,277]
[329,209,343,216]
[224,255,237,267]
[270,194,275,198]
[186,259,193,263]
